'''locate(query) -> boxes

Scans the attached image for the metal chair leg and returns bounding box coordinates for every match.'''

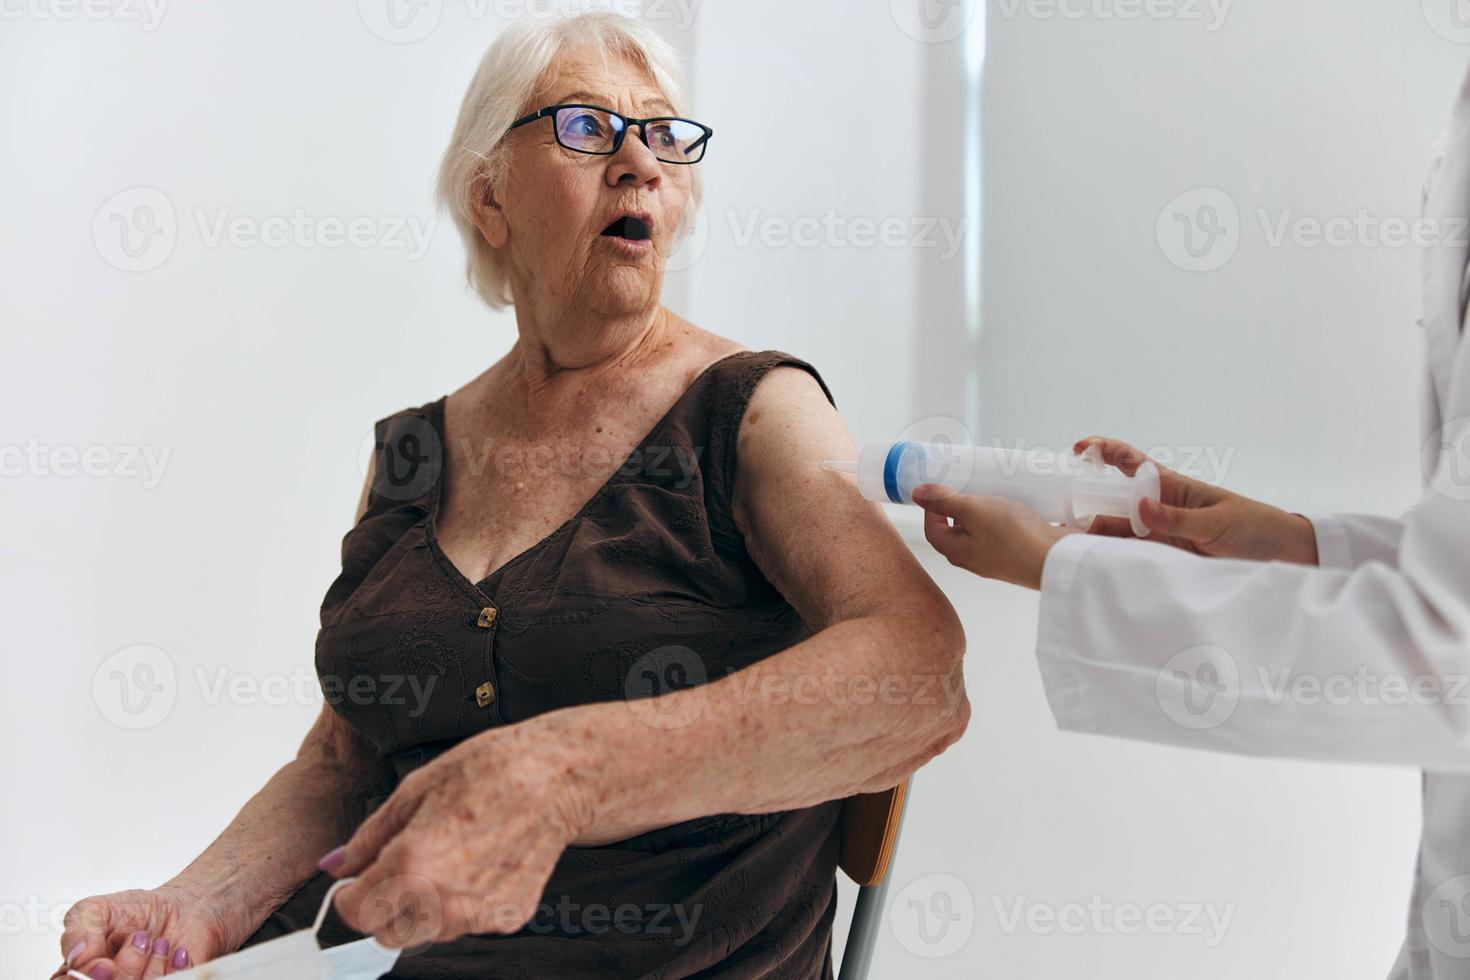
[838,875,893,980]
[837,785,911,980]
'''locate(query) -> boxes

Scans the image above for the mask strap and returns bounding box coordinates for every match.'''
[314,876,401,955]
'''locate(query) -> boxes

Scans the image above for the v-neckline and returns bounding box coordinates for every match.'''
[423,349,752,598]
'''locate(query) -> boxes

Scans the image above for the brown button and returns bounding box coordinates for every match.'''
[477,606,497,628]
[475,680,496,707]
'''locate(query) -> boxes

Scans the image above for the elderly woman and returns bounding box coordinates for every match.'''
[55,12,967,980]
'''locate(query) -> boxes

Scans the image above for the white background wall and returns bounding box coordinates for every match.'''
[3,0,1466,977]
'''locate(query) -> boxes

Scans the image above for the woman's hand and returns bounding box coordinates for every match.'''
[911,435,1321,587]
[319,717,589,947]
[1073,437,1318,564]
[51,883,232,979]
[911,485,1078,589]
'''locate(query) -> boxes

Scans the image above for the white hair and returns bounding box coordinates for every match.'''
[435,11,696,310]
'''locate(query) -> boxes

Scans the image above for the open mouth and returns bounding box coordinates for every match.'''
[600,214,652,242]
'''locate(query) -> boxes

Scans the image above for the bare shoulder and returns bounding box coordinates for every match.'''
[729,360,959,633]
[738,361,842,451]
[661,313,748,378]
[731,360,850,530]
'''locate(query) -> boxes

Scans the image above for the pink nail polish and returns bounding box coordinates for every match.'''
[131,930,150,951]
[65,940,85,966]
[151,935,170,957]
[171,946,191,969]
[318,845,347,873]
[91,964,116,980]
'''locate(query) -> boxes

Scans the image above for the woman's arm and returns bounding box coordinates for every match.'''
[178,465,398,939]
[169,705,394,947]
[59,472,395,976]
[561,364,971,836]
[321,367,971,945]
[60,667,396,977]
[168,465,394,944]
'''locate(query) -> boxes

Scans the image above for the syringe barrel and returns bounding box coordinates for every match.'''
[850,440,1159,536]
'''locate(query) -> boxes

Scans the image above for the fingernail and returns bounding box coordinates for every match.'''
[65,941,85,966]
[151,936,170,957]
[91,965,116,980]
[131,930,150,951]
[171,947,191,969]
[318,845,347,873]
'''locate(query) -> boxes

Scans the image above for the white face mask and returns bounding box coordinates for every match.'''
[69,878,403,980]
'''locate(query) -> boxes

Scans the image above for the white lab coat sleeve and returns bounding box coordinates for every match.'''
[1035,326,1470,768]
[1304,511,1409,570]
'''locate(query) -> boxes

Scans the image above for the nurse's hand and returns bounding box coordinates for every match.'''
[319,717,589,947]
[1073,437,1318,565]
[912,484,1078,589]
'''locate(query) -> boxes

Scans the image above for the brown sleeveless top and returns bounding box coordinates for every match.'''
[241,350,844,979]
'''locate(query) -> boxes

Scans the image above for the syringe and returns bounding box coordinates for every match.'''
[822,440,1161,537]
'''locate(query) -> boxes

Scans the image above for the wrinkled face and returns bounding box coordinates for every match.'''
[483,46,695,319]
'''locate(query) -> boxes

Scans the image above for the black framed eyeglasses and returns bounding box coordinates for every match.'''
[507,103,713,164]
